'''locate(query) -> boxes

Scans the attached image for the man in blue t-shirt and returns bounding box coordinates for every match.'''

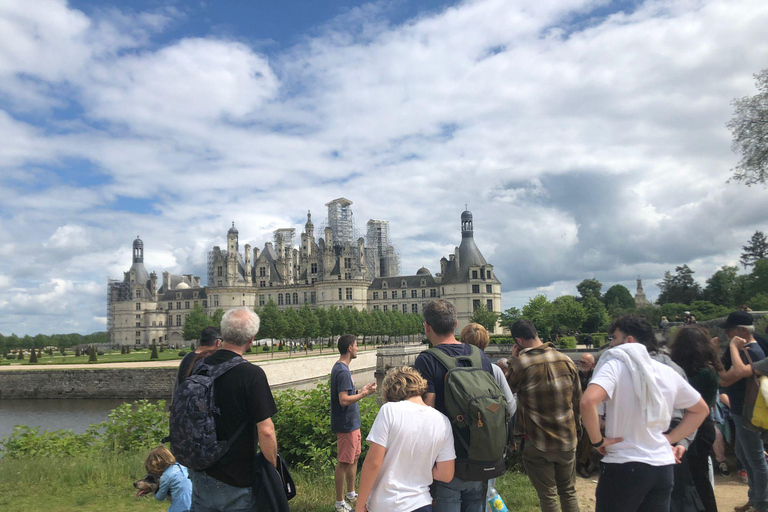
[331,334,377,512]
[719,310,768,512]
[413,299,495,512]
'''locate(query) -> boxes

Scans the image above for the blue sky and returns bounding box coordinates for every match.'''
[0,0,767,335]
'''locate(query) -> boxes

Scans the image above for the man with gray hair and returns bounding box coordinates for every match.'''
[414,299,496,512]
[189,307,279,512]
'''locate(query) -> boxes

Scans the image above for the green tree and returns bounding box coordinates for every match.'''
[688,300,731,321]
[727,68,768,186]
[150,344,158,360]
[704,265,740,307]
[182,305,214,341]
[283,308,304,352]
[749,293,768,311]
[255,300,287,356]
[582,297,610,333]
[75,347,81,357]
[656,265,702,305]
[314,307,330,351]
[469,304,500,333]
[749,258,768,298]
[521,295,554,338]
[550,295,586,333]
[499,307,521,330]
[576,279,603,301]
[603,285,635,312]
[298,304,320,350]
[88,346,98,363]
[211,308,225,327]
[741,231,768,268]
[28,347,38,363]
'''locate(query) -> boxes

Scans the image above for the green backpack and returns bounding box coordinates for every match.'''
[428,345,508,481]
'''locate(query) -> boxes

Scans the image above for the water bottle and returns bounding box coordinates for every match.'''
[486,488,509,512]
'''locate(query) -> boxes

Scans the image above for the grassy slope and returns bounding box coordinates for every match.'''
[0,453,540,512]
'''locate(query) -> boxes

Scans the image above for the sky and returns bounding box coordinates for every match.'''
[0,0,767,336]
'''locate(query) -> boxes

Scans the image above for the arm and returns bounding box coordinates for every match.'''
[572,366,583,433]
[257,417,278,468]
[154,471,170,501]
[579,384,623,455]
[355,442,386,512]
[665,398,709,445]
[423,392,436,408]
[339,383,378,407]
[432,459,455,483]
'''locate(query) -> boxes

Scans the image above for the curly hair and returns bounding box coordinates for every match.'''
[144,445,175,476]
[382,366,428,403]
[670,325,724,377]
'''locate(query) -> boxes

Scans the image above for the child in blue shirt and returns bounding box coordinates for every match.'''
[144,445,192,512]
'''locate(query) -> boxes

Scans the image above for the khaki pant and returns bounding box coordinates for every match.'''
[522,443,579,512]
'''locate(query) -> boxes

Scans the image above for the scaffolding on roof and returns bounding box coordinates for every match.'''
[325,198,355,246]
[365,219,401,278]
[273,228,296,249]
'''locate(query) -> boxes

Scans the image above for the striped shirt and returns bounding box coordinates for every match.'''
[507,343,582,452]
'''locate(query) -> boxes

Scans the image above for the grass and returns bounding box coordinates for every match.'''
[0,452,540,512]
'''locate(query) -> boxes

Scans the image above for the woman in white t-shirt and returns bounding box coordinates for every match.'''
[355,367,456,512]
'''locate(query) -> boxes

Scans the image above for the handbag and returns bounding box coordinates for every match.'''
[741,350,768,432]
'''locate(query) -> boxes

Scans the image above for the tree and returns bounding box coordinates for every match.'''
[255,300,287,357]
[211,308,225,327]
[150,344,159,360]
[182,305,214,341]
[521,295,554,338]
[28,347,38,363]
[704,265,740,307]
[749,258,768,298]
[727,68,768,186]
[582,297,610,333]
[603,284,635,312]
[741,231,768,268]
[656,265,702,305]
[576,279,603,301]
[469,304,500,333]
[75,347,81,357]
[749,293,768,311]
[299,304,320,350]
[283,308,304,352]
[88,346,98,363]
[499,307,521,330]
[550,296,586,334]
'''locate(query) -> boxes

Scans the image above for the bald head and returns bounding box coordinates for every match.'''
[578,353,595,372]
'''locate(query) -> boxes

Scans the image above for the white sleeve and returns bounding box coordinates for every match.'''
[589,359,621,399]
[435,416,456,462]
[671,372,702,410]
[493,364,516,417]
[366,403,392,448]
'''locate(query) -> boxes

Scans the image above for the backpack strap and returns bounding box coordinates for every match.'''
[427,344,482,371]
[192,354,248,379]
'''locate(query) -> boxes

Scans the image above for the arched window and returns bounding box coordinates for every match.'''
[285,293,291,305]
[278,293,284,305]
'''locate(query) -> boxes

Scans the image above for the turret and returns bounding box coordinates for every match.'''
[461,209,473,238]
[133,236,144,263]
[149,272,158,298]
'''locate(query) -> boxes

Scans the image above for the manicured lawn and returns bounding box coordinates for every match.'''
[9,350,185,365]
[0,452,540,512]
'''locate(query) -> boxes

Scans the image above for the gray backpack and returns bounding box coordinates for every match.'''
[169,356,248,471]
[428,345,508,481]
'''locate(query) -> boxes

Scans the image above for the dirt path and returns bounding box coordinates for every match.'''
[574,472,747,511]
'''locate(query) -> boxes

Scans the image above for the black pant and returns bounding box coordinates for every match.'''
[688,419,718,512]
[596,462,674,512]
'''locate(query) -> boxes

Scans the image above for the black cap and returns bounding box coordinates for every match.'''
[718,310,754,330]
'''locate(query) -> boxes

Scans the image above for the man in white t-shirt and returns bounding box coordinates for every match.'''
[580,315,708,512]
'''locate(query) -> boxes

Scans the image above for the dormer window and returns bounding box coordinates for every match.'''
[382,281,388,289]
[193,292,198,298]
[472,270,478,280]
[420,279,426,286]
[401,280,407,288]
[135,289,142,298]
[176,292,182,299]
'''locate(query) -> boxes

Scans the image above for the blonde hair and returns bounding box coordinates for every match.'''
[382,367,428,403]
[144,445,175,476]
[460,323,489,351]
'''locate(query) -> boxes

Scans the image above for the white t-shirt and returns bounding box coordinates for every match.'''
[590,358,701,466]
[365,400,456,512]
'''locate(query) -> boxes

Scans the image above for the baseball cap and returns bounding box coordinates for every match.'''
[718,310,754,330]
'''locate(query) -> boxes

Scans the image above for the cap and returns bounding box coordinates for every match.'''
[718,310,754,330]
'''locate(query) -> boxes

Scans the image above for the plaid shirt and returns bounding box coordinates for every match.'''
[507,343,582,452]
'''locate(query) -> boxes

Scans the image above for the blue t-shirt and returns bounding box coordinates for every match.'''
[331,361,360,433]
[722,341,766,415]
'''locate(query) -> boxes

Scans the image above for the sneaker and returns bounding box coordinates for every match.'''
[719,461,730,477]
[335,501,353,512]
[345,494,358,507]
[734,503,753,512]
[739,469,748,484]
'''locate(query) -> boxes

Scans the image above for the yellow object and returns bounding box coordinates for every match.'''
[492,498,504,510]
[753,376,768,429]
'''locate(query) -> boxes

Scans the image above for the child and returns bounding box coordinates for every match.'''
[355,367,455,512]
[144,445,192,512]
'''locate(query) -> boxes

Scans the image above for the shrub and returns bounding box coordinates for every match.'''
[5,354,15,360]
[88,346,97,363]
[262,345,270,352]
[178,350,187,357]
[75,347,81,357]
[97,351,104,356]
[150,345,158,360]
[97,400,168,453]
[28,349,38,363]
[159,345,165,353]
[17,351,24,360]
[557,336,577,349]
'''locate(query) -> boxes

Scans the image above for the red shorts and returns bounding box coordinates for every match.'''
[336,429,362,464]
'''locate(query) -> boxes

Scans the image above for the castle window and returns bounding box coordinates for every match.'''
[344,257,352,268]
[383,291,387,300]
[472,285,480,294]
[278,293,284,305]
[177,292,182,299]
[487,270,492,279]
[176,302,181,310]
[402,304,407,313]
[213,295,219,307]
[136,331,141,337]
[412,304,418,313]
[293,292,299,304]
[193,292,198,298]
[472,270,478,279]
[135,289,141,298]
[285,293,291,305]
[411,290,417,298]
[487,299,493,311]
[383,305,388,312]
[136,322,141,327]
[431,289,437,297]
[168,302,172,310]
[304,292,308,304]
[343,273,350,280]
[311,291,316,303]
[421,279,426,286]
[373,292,379,300]
[338,288,342,300]
[152,321,156,327]
[135,303,141,311]
[259,267,266,277]
[168,315,172,325]
[401,290,406,299]
[422,289,426,298]
[159,321,163,327]
[185,301,190,309]
[260,280,266,287]
[473,300,480,311]
[401,280,406,287]
[259,295,265,306]
[176,315,182,326]
[480,269,485,279]
[382,281,388,289]
[218,267,223,277]
[311,263,317,273]
[373,305,379,310]
[346,288,353,300]
[202,300,207,308]
[311,278,317,284]
[486,285,492,293]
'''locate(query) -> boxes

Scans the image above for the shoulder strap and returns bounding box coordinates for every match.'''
[427,344,482,371]
[209,355,248,380]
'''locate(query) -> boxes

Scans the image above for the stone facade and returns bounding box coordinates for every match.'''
[108,199,503,346]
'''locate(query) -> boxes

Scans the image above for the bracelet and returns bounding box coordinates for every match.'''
[591,437,605,448]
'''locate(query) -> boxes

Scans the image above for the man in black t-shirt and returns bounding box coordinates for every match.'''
[189,307,278,512]
[414,299,494,512]
[174,326,222,392]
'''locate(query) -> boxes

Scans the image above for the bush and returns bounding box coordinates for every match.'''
[178,351,187,357]
[150,345,158,360]
[97,351,104,356]
[557,336,577,349]
[4,354,14,360]
[28,349,38,363]
[262,345,270,352]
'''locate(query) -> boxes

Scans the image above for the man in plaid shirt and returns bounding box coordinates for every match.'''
[507,319,581,512]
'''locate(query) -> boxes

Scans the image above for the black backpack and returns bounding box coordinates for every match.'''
[169,356,248,471]
[428,345,508,481]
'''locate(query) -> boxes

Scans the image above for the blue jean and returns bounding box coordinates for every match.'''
[433,476,485,512]
[189,470,256,512]
[733,414,768,511]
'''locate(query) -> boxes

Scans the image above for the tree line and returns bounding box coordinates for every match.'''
[0,331,107,354]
